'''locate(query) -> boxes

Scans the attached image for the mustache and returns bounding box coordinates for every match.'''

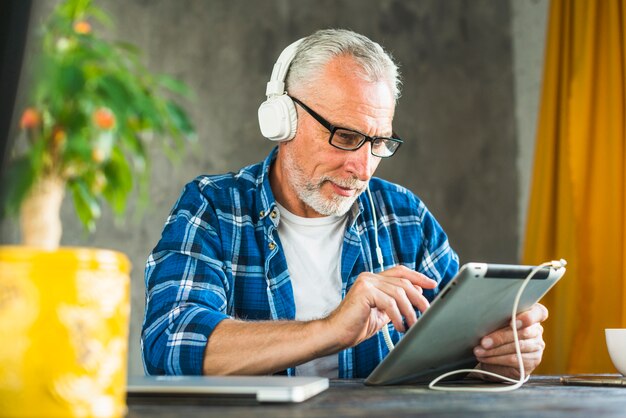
[319,176,368,191]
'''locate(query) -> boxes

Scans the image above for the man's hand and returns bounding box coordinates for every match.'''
[204,266,436,375]
[325,265,437,349]
[472,303,549,380]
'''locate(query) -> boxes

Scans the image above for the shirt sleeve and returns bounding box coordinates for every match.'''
[141,180,230,375]
[417,202,460,297]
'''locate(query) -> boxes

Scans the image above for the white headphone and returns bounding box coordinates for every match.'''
[258,38,305,142]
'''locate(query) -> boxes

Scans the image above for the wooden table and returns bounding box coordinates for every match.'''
[127,375,626,417]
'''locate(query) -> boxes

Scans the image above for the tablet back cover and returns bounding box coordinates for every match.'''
[365,263,564,385]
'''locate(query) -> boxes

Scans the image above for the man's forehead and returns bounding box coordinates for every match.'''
[315,57,393,99]
[308,71,395,134]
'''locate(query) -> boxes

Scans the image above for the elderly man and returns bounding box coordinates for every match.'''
[142,29,548,379]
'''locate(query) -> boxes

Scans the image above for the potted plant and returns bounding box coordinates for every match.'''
[3,0,195,248]
[0,1,195,416]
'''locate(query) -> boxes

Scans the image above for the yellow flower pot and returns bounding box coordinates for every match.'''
[0,247,131,418]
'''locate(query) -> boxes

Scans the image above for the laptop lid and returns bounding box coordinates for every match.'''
[127,375,329,403]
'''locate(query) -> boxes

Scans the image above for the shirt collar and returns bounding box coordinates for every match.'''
[255,147,279,224]
[349,195,365,228]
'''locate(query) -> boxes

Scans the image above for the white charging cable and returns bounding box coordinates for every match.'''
[367,186,566,391]
[366,187,395,351]
[366,187,384,269]
[427,259,567,392]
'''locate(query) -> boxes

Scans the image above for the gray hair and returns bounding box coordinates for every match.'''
[285,29,402,100]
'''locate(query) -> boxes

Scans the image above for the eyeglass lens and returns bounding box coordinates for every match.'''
[331,128,400,157]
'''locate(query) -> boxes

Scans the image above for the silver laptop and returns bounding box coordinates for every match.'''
[127,375,329,403]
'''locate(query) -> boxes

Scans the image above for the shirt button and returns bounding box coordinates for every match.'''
[268,242,276,250]
[270,210,278,219]
[259,210,265,218]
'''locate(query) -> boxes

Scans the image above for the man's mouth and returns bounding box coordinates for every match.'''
[330,182,356,197]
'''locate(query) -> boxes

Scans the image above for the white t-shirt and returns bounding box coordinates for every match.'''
[275,203,348,378]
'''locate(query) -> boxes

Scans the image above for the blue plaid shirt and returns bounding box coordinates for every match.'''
[142,148,459,377]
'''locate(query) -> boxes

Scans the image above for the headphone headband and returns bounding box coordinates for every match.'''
[258,37,305,142]
[265,38,304,97]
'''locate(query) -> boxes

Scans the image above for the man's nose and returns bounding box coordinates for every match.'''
[345,142,375,181]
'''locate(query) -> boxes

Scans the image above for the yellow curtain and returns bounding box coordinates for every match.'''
[523,0,626,374]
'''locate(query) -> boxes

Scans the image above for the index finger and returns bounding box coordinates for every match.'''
[379,265,438,289]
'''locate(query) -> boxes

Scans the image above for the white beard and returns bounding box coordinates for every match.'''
[281,146,367,216]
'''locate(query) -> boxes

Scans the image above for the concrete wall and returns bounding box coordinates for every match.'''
[3,0,548,377]
[511,0,549,256]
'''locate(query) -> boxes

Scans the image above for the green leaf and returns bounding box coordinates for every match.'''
[117,131,147,172]
[29,136,49,177]
[113,41,140,56]
[69,179,101,232]
[58,0,91,20]
[156,74,193,98]
[165,101,195,137]
[131,90,164,131]
[0,156,38,217]
[87,37,119,62]
[95,74,134,116]
[57,62,86,95]
[33,55,63,106]
[87,5,113,28]
[102,146,132,215]
[62,130,93,162]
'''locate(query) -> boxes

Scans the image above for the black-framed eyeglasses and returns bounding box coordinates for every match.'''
[290,96,403,158]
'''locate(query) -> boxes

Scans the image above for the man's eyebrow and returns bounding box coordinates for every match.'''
[328,116,392,137]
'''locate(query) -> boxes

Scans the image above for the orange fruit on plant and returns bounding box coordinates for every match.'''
[20,108,40,129]
[92,108,115,130]
[73,20,92,35]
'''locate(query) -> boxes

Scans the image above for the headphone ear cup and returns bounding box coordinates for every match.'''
[258,94,298,142]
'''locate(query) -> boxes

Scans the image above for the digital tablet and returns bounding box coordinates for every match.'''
[365,262,566,386]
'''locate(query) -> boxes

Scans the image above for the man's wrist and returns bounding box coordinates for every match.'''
[311,315,346,357]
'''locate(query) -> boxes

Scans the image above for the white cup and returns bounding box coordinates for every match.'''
[605,328,626,375]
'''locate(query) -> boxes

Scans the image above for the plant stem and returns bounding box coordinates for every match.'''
[19,175,65,249]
